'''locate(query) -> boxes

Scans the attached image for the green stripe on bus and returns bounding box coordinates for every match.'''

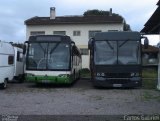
[26,75,73,84]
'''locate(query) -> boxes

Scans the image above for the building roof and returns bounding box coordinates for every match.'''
[142,44,159,53]
[141,0,160,34]
[25,15,124,25]
[157,0,160,5]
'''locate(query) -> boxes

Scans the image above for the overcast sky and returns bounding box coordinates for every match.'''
[0,0,159,45]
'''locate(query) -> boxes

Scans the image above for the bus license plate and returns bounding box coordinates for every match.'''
[42,80,50,83]
[113,84,122,87]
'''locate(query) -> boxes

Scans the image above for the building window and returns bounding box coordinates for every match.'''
[8,56,14,65]
[89,30,101,39]
[30,31,45,36]
[73,31,81,36]
[80,48,89,55]
[53,31,66,35]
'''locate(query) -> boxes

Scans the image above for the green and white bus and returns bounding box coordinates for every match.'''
[24,35,81,84]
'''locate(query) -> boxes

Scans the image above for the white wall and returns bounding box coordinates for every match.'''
[26,24,123,45]
[26,23,123,69]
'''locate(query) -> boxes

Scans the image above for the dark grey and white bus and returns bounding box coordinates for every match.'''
[88,31,148,88]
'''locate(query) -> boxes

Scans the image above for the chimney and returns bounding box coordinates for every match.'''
[109,8,112,16]
[50,7,56,19]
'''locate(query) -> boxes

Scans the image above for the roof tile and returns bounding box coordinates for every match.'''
[25,15,123,25]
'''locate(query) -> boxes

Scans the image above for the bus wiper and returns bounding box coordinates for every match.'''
[38,43,47,57]
[106,41,113,50]
[119,39,129,48]
[49,42,61,54]
[38,43,45,52]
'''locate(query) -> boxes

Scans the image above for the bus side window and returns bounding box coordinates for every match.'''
[72,45,81,66]
[77,56,79,66]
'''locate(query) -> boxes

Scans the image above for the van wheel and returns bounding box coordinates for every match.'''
[1,80,7,89]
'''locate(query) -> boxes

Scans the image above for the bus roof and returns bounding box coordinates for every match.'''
[94,31,141,41]
[28,35,73,43]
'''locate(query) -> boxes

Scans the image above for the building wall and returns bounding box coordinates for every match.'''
[26,24,123,44]
[26,23,123,68]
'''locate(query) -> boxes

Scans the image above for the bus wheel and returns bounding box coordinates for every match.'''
[73,70,76,81]
[18,75,25,83]
[78,71,81,79]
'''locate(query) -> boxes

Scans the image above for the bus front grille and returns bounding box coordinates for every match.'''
[106,73,130,78]
[108,79,129,84]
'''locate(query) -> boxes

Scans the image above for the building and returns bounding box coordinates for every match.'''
[141,0,160,90]
[25,7,125,68]
[142,44,159,66]
[157,42,160,48]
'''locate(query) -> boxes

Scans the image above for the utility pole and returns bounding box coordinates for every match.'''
[157,31,160,90]
[158,51,160,90]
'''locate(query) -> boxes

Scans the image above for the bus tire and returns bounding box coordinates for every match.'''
[78,71,81,80]
[73,70,76,81]
[18,74,25,83]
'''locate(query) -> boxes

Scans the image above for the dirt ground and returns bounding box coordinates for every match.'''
[0,79,160,120]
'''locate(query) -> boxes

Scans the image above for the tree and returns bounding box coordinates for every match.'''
[83,9,131,31]
[83,9,110,16]
[123,20,131,31]
[11,42,24,48]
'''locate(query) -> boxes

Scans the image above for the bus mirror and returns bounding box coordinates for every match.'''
[88,38,93,49]
[144,37,149,49]
[23,45,26,55]
[71,41,75,46]
[23,41,29,54]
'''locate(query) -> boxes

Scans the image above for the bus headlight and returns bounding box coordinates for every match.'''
[58,74,70,77]
[101,73,105,77]
[26,73,35,76]
[96,73,105,77]
[131,73,139,77]
[97,73,101,76]
[135,73,139,76]
[131,73,135,77]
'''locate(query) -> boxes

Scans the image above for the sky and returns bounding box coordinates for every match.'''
[0,0,159,45]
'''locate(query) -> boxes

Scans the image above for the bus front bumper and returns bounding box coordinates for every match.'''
[93,77,142,88]
[26,75,73,84]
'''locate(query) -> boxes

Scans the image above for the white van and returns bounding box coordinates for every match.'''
[0,41,24,89]
[0,41,14,89]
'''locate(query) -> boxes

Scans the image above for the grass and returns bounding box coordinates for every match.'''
[141,91,160,101]
[142,68,158,89]
[80,68,91,78]
[142,68,157,78]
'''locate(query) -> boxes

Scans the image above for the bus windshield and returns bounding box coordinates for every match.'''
[26,42,70,70]
[94,40,140,65]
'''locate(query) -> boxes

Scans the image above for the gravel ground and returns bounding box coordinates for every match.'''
[0,79,160,115]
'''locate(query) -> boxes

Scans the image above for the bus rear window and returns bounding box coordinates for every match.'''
[8,56,14,65]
